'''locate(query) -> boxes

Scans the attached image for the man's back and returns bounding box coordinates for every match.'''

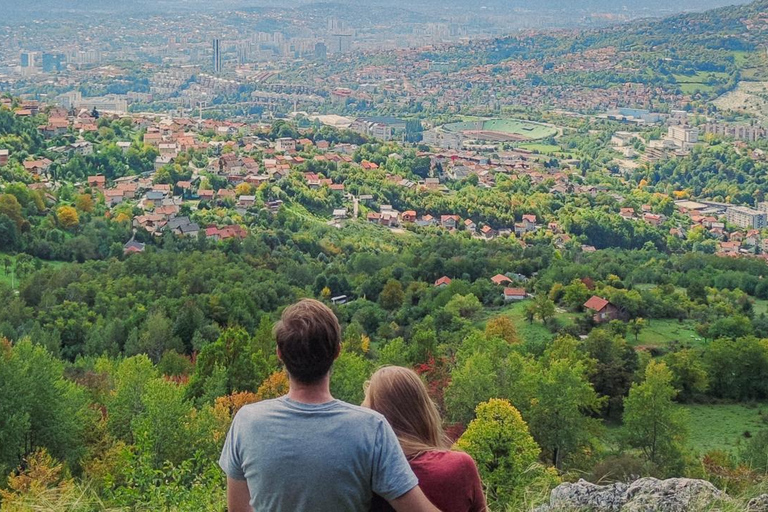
[219,396,418,512]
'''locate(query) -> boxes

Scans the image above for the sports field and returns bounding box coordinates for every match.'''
[441,118,558,141]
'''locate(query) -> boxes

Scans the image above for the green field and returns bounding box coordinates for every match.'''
[632,319,703,349]
[517,143,563,154]
[673,71,729,93]
[478,300,556,346]
[0,257,67,290]
[681,403,768,454]
[442,118,558,141]
[753,299,768,317]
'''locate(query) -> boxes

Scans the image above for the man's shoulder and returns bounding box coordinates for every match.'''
[237,397,286,414]
[235,397,386,424]
[330,400,389,424]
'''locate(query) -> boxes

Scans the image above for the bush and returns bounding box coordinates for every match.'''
[590,453,653,484]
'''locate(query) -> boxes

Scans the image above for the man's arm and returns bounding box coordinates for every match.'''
[388,486,441,512]
[226,477,251,512]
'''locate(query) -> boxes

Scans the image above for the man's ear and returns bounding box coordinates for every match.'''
[334,342,341,361]
[276,346,283,363]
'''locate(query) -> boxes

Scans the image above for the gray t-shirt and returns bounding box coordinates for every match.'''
[219,396,418,512]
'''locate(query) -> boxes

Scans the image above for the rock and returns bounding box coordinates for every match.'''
[622,478,724,512]
[748,494,768,512]
[535,477,727,512]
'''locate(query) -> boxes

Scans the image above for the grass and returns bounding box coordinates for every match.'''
[673,71,729,94]
[732,50,751,67]
[753,299,768,317]
[680,402,768,455]
[0,269,14,287]
[631,318,703,349]
[442,118,558,140]
[0,255,68,290]
[477,300,556,346]
[517,143,562,154]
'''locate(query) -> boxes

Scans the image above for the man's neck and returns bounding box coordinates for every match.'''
[286,374,334,404]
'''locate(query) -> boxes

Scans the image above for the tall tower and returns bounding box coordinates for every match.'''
[212,38,222,74]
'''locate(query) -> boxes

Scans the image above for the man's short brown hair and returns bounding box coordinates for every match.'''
[274,299,341,384]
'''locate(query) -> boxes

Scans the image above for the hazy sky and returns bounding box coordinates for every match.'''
[0,0,753,23]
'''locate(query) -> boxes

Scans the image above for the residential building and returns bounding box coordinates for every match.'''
[213,38,222,74]
[584,296,621,324]
[726,206,767,229]
[503,288,527,302]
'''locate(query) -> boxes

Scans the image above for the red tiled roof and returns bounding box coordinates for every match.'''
[491,274,512,285]
[584,296,610,311]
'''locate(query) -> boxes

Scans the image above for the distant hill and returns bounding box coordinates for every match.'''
[0,0,756,21]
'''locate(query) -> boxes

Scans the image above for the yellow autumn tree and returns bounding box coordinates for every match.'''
[485,315,520,344]
[215,391,260,417]
[0,449,100,511]
[75,193,94,213]
[235,183,254,196]
[255,370,289,401]
[56,206,79,230]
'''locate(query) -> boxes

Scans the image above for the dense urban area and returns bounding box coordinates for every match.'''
[4,0,768,510]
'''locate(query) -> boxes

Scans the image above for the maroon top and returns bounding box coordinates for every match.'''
[371,450,487,512]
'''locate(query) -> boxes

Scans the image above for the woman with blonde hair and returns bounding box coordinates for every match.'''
[363,366,487,512]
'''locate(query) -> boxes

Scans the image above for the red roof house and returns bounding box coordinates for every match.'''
[584,296,621,324]
[491,274,513,286]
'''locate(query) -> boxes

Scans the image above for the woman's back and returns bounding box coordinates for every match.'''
[372,450,486,512]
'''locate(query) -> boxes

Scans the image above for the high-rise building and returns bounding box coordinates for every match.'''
[327,18,345,32]
[237,43,250,65]
[726,206,767,229]
[314,42,327,61]
[212,39,222,74]
[42,53,65,73]
[20,51,38,68]
[329,34,352,54]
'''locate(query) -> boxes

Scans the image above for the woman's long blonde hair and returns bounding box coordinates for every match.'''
[363,366,450,457]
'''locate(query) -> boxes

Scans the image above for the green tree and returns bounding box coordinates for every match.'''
[379,279,405,311]
[0,213,20,250]
[377,337,411,367]
[622,361,688,473]
[131,378,194,467]
[454,399,544,505]
[0,194,24,229]
[125,310,183,363]
[187,327,273,402]
[583,329,638,419]
[629,318,647,343]
[534,294,556,324]
[525,359,603,469]
[0,338,93,476]
[444,293,483,320]
[445,352,500,424]
[664,349,708,402]
[704,337,768,400]
[562,279,591,309]
[330,351,373,404]
[106,355,158,442]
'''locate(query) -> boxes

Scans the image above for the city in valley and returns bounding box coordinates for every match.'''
[3,1,768,511]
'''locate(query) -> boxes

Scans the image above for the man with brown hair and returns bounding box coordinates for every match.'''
[220,299,440,512]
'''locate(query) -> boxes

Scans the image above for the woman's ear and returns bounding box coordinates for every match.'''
[334,342,341,360]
